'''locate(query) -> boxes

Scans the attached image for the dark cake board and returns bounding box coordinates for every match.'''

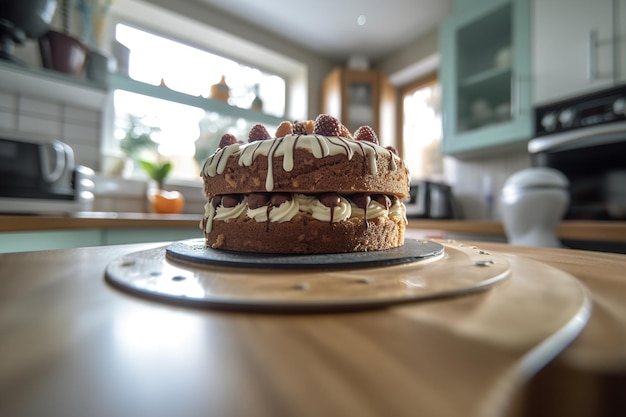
[105,239,511,312]
[166,238,444,269]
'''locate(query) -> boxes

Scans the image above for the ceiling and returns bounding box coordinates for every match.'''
[199,0,451,63]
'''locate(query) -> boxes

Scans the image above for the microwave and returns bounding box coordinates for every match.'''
[0,132,94,214]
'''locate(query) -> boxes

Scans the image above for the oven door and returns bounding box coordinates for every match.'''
[529,124,626,222]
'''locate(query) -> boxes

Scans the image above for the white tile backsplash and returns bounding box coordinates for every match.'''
[62,122,100,143]
[68,142,100,171]
[0,110,16,130]
[448,151,532,220]
[18,96,62,119]
[16,113,62,138]
[0,92,17,111]
[63,106,101,125]
[1,88,104,172]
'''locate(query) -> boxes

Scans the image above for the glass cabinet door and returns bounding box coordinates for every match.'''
[440,0,531,156]
[456,4,512,133]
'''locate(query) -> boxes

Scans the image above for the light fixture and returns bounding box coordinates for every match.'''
[357,15,366,26]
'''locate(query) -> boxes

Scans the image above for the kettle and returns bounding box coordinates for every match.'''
[405,180,461,219]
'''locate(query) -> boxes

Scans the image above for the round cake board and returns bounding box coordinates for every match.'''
[166,238,445,269]
[105,239,512,312]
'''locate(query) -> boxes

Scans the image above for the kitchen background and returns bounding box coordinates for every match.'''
[0,0,623,221]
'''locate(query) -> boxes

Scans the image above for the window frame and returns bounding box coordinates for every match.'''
[98,9,306,186]
[398,72,442,180]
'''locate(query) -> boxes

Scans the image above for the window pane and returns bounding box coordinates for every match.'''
[115,24,285,117]
[114,91,205,182]
[403,81,443,180]
[113,91,277,183]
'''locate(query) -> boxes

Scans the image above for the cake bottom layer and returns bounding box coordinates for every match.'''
[204,214,406,254]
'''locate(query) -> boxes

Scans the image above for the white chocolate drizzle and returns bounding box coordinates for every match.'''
[202,134,401,191]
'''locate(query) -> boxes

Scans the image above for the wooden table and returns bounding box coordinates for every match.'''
[1,240,625,417]
[2,213,625,242]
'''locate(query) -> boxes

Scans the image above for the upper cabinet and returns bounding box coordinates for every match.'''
[533,0,626,105]
[321,68,396,148]
[439,0,532,156]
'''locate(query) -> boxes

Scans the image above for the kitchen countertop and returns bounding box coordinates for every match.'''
[0,240,625,416]
[0,213,624,242]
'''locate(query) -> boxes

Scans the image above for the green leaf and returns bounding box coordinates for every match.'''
[138,160,172,189]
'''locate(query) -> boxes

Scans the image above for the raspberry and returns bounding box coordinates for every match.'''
[340,124,352,139]
[353,125,379,144]
[218,133,238,148]
[248,124,271,142]
[292,121,308,135]
[313,114,342,136]
[275,121,293,137]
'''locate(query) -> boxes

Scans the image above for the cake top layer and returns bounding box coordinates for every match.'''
[201,114,407,193]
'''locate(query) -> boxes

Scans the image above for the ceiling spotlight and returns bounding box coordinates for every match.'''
[357,15,366,26]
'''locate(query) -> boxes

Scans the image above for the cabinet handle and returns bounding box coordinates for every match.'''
[588,29,598,81]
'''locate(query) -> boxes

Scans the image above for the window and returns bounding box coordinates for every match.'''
[110,24,286,183]
[401,74,443,180]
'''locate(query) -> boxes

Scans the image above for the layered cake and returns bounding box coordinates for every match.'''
[200,114,409,254]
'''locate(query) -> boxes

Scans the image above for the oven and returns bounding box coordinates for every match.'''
[529,85,626,252]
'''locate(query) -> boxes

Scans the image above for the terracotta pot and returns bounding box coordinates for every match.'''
[39,30,87,76]
[149,189,185,214]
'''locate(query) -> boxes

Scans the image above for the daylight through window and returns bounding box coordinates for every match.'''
[112,24,286,183]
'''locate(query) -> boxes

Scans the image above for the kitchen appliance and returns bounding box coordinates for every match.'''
[529,84,626,253]
[530,84,626,221]
[500,167,569,247]
[405,180,461,219]
[0,132,94,214]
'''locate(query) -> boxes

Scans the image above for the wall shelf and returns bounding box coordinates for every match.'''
[0,61,285,127]
[108,73,285,126]
[0,60,107,110]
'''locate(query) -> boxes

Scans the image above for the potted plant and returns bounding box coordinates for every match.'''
[119,113,184,214]
[139,158,185,214]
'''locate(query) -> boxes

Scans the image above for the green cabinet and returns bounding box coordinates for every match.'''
[0,230,103,253]
[440,0,532,156]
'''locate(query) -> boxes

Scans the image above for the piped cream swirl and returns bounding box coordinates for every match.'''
[350,199,389,220]
[309,196,352,222]
[201,193,406,235]
[247,198,300,223]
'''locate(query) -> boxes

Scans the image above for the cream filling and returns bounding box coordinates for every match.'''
[308,196,352,222]
[202,134,402,192]
[350,200,389,219]
[214,199,247,221]
[203,194,407,235]
[247,198,300,223]
[293,193,316,212]
[388,199,405,218]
